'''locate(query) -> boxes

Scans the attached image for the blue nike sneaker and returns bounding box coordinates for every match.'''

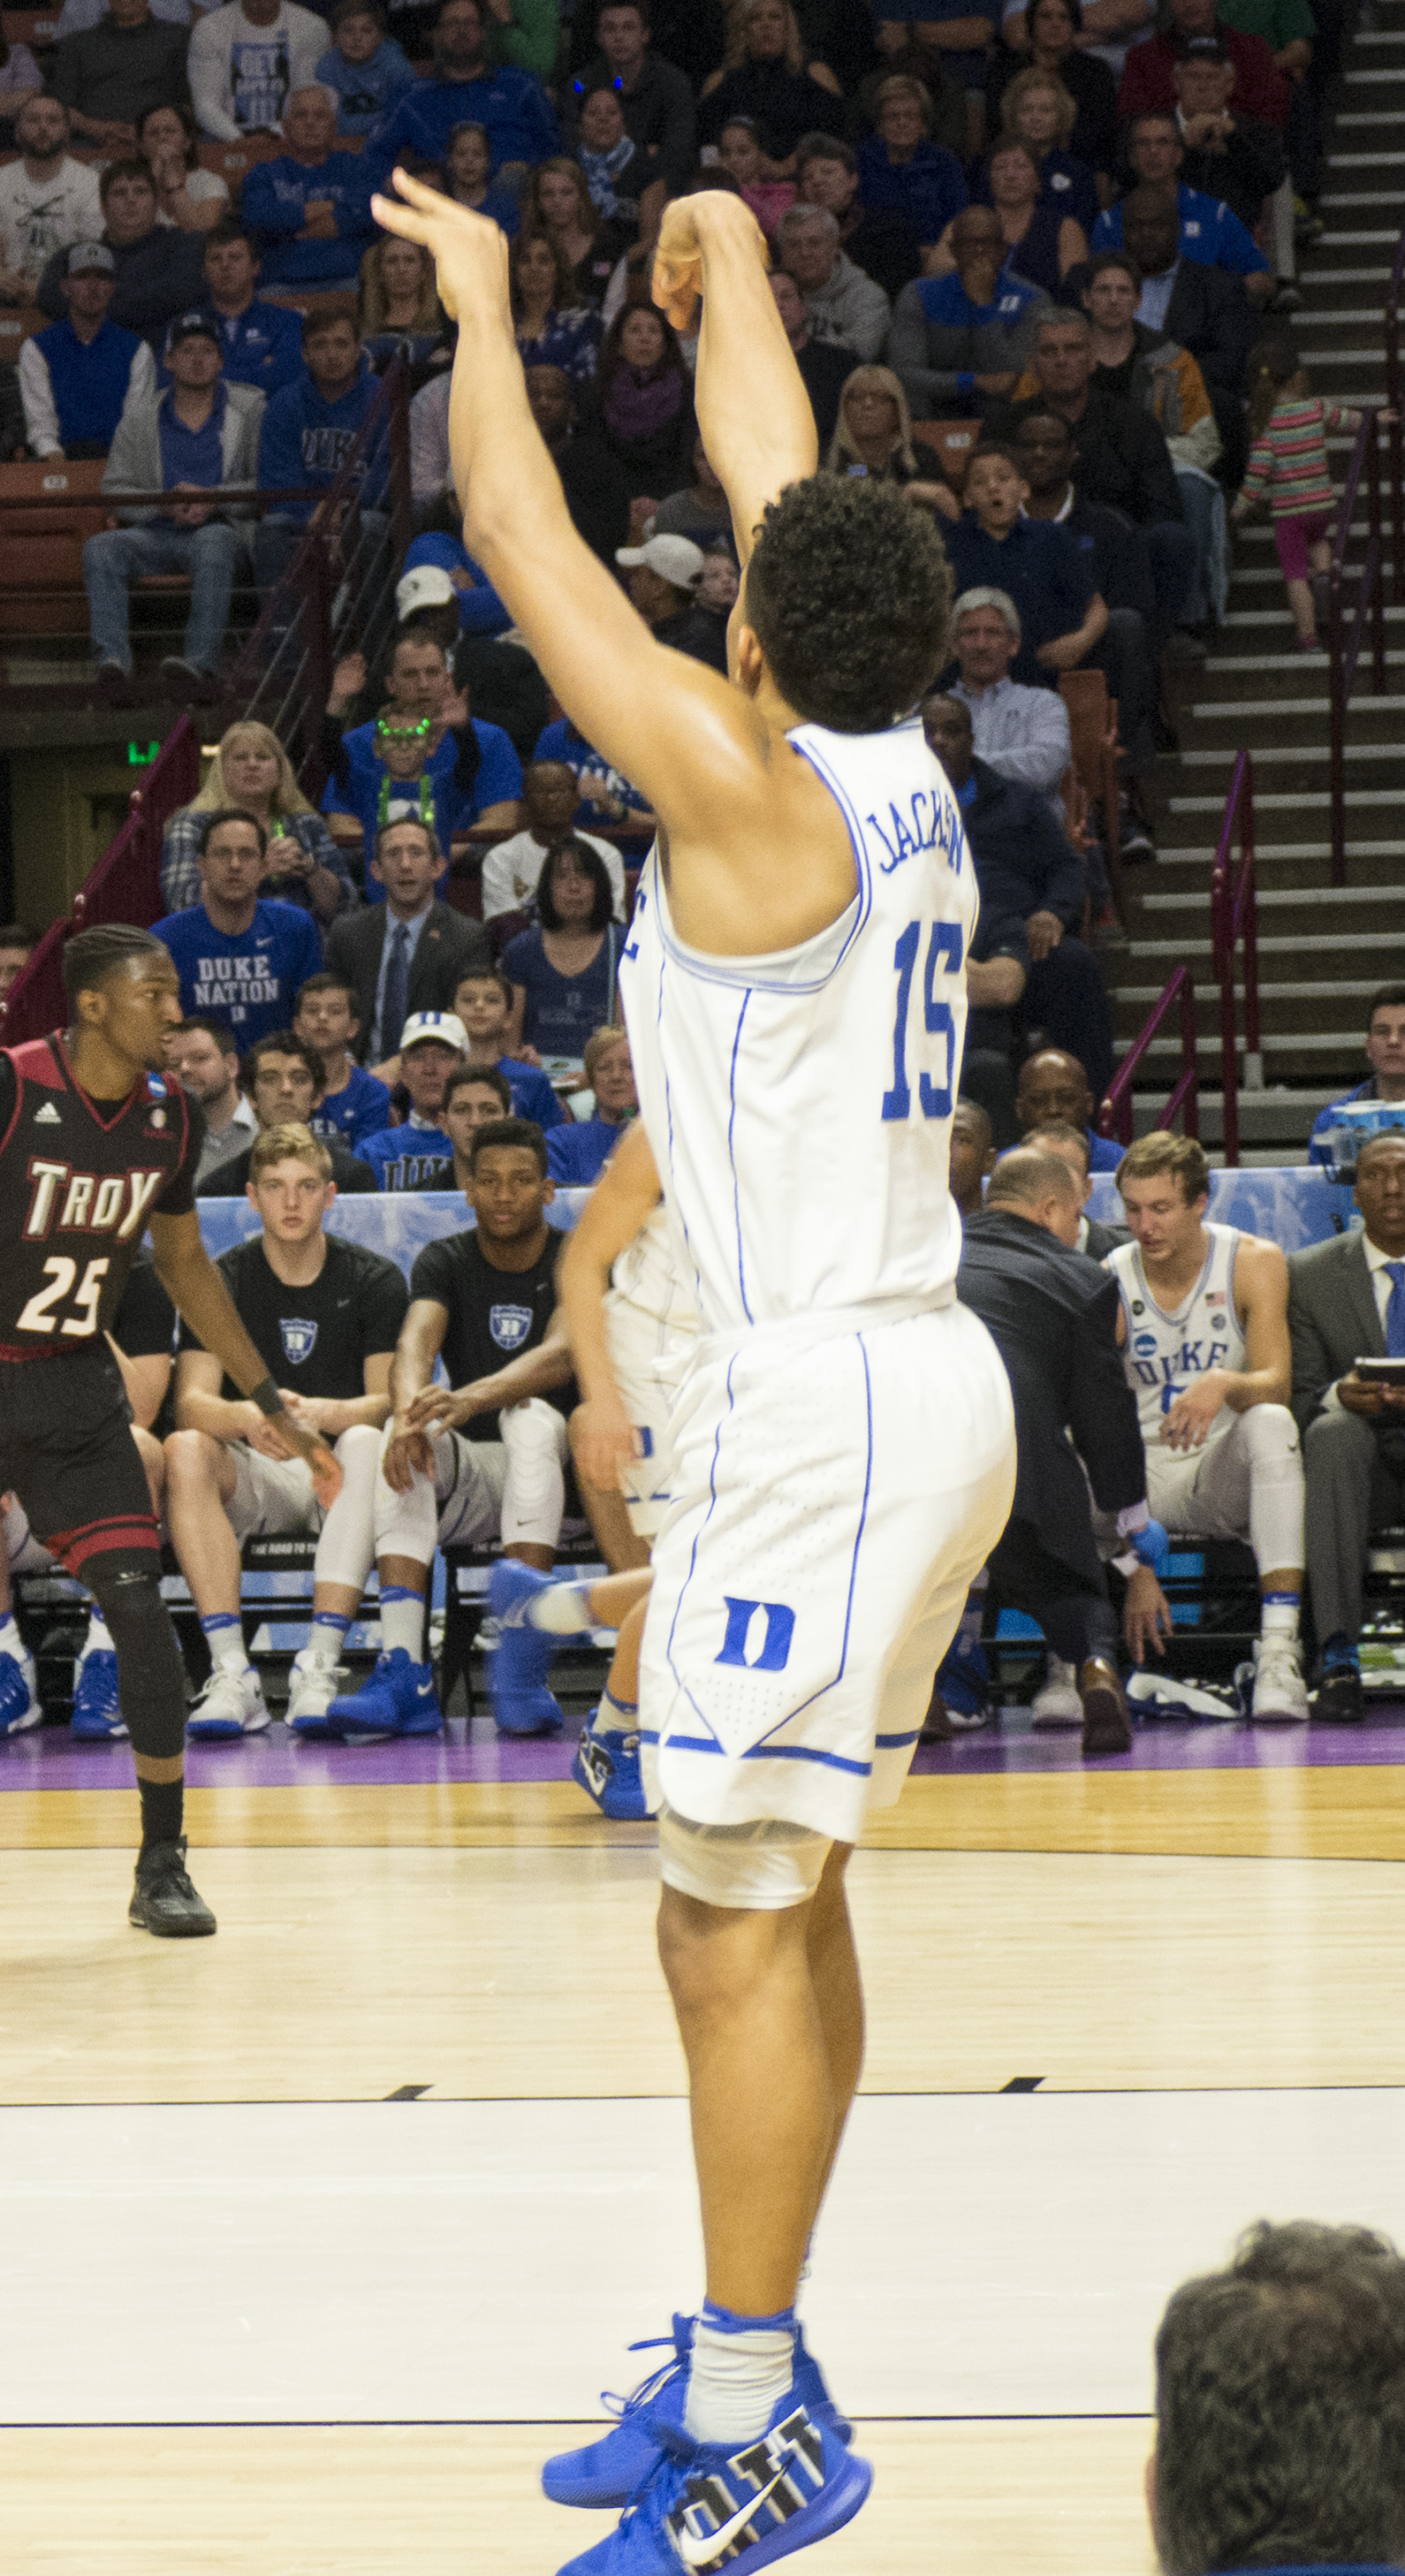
[572,1708,648,1821]
[488,1560,565,1736]
[543,2320,852,2511]
[327,1647,443,1739]
[935,1630,992,1729]
[554,2388,870,2574]
[70,1648,125,1740]
[0,1640,42,1737]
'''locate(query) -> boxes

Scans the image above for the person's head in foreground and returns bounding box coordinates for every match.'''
[1150,2218,1405,2574]
[738,475,953,733]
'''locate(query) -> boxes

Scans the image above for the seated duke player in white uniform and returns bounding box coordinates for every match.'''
[323,1116,582,1741]
[1105,1129,1309,1721]
[163,1122,409,1738]
[0,1260,174,1740]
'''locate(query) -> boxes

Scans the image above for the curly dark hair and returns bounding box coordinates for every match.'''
[745,475,953,733]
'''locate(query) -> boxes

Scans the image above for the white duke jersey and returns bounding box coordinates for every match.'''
[1107,1221,1247,1444]
[618,715,977,1334]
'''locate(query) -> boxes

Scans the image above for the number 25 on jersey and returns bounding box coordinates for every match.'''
[882,920,961,1123]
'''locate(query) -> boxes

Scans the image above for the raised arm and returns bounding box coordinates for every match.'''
[365,173,810,836]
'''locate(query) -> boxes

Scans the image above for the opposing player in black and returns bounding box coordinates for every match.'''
[0,923,340,1935]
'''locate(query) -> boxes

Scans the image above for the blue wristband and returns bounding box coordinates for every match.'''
[1133,1519,1171,1574]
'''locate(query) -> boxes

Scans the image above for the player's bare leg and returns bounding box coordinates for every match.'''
[575,1461,652,1572]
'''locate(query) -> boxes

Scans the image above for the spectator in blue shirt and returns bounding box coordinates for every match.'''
[252,300,386,596]
[451,965,569,1128]
[943,442,1108,686]
[545,1025,636,1185]
[533,712,651,823]
[1308,989,1405,1166]
[19,240,155,459]
[399,527,511,635]
[197,222,306,392]
[358,1011,468,1188]
[1015,1045,1122,1170]
[1094,110,1273,300]
[887,204,1050,417]
[315,0,416,135]
[84,309,264,701]
[240,83,375,285]
[360,0,558,205]
[293,969,393,1144]
[857,74,968,248]
[501,840,625,1068]
[323,693,523,888]
[155,809,323,1051]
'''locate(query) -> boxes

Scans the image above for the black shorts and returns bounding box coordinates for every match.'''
[0,1348,157,1581]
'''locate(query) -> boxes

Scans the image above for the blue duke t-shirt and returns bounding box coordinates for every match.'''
[309,1060,392,1148]
[155,898,323,1049]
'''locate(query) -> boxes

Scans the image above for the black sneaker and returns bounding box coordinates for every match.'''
[1314,1667,1363,1723]
[129,1837,217,1937]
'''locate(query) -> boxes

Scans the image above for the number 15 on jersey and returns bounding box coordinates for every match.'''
[882,919,961,1123]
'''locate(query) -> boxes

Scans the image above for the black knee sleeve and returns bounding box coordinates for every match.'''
[87,1563,187,1760]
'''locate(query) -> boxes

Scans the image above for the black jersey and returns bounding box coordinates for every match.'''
[409,1227,569,1441]
[0,1035,201,1361]
[180,1233,409,1402]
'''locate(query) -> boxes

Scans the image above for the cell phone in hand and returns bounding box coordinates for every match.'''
[1355,1358,1405,1381]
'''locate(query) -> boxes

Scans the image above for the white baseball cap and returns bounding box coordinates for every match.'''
[399,1011,468,1054]
[614,533,705,588]
[396,563,458,618]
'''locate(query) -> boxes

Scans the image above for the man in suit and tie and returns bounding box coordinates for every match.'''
[957,1146,1171,1757]
[1288,1130,1405,1721]
[323,816,490,1068]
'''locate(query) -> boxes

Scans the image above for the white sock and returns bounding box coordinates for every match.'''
[528,1578,593,1637]
[379,1584,424,1660]
[1262,1592,1301,1642]
[596,1685,637,1735]
[308,1610,351,1665]
[684,2307,796,2445]
[80,1607,112,1660]
[201,1613,249,1674]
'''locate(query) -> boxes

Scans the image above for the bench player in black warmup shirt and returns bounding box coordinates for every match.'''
[165,1121,409,1740]
[326,1118,578,1739]
[0,924,340,1936]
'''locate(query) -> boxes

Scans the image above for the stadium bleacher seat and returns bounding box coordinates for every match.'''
[196,135,281,184]
[0,304,47,364]
[0,455,106,636]
[910,416,981,497]
[2,8,60,49]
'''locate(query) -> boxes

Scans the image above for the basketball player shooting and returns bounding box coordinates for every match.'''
[371,170,1017,2572]
[0,927,340,1938]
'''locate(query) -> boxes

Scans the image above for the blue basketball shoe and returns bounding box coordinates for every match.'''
[0,1637,42,1737]
[553,2386,869,2575]
[327,1648,443,1738]
[572,1704,648,1821]
[70,1647,125,1740]
[543,2320,852,2511]
[935,1630,992,1729]
[488,1560,566,1736]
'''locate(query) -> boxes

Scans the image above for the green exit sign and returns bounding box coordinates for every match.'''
[127,740,159,766]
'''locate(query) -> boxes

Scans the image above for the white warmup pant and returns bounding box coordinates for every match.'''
[373,1398,570,1562]
[224,1422,383,1592]
[1103,1403,1304,1572]
[641,1300,1016,1846]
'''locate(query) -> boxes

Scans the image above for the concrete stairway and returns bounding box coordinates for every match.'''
[1106,0,1405,1158]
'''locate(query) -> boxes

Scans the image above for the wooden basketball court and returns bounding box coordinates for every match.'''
[4,1721,1405,2573]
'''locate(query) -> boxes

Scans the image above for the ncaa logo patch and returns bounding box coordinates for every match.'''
[490,1303,533,1352]
[280,1316,318,1365]
[1133,1333,1159,1358]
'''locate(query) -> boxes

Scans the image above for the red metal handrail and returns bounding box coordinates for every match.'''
[1327,404,1390,886]
[0,714,201,1051]
[1385,212,1405,599]
[1097,967,1199,1147]
[1210,748,1260,1170]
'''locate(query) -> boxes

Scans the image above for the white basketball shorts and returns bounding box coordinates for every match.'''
[603,1290,695,1541]
[639,1298,1016,1845]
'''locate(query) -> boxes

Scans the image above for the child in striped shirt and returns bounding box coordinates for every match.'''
[1231,344,1363,653]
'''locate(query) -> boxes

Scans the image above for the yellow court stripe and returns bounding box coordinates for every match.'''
[2,1765,1404,1858]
